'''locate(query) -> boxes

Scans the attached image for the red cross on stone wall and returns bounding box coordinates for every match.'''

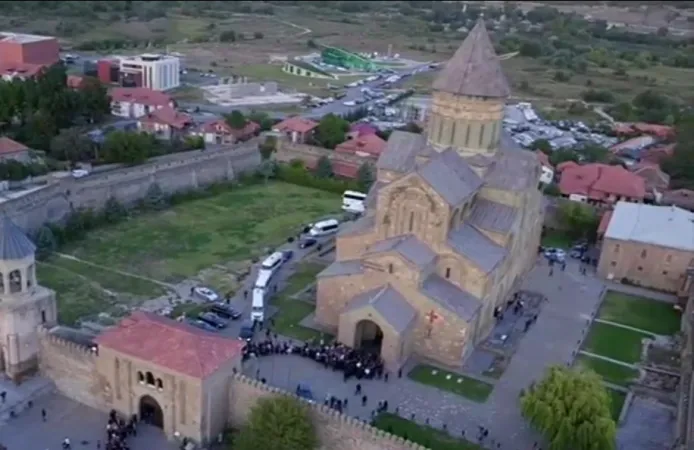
[425,309,442,337]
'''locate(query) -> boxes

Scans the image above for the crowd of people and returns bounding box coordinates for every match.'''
[242,336,387,381]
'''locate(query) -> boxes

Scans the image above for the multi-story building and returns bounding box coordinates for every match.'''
[110,87,175,119]
[0,32,60,80]
[119,54,180,91]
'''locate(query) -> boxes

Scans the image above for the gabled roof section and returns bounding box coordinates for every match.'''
[366,235,437,268]
[432,17,510,98]
[377,131,426,172]
[95,312,245,379]
[468,198,518,234]
[416,149,483,206]
[317,260,363,278]
[448,223,507,273]
[0,216,35,260]
[344,285,417,333]
[421,274,482,322]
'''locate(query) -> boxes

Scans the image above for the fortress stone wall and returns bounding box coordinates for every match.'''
[228,374,429,450]
[37,326,429,450]
[2,143,262,232]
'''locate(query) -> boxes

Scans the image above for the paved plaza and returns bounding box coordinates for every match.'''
[248,256,607,449]
[0,393,175,450]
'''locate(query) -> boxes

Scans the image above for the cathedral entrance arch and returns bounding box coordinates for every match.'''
[139,395,164,429]
[355,319,384,355]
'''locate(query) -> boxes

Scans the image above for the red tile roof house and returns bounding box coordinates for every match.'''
[0,137,31,163]
[137,107,194,141]
[348,123,379,139]
[631,161,670,194]
[614,122,674,140]
[191,119,260,145]
[94,311,245,441]
[110,87,175,119]
[272,117,318,144]
[557,163,646,206]
[334,134,387,160]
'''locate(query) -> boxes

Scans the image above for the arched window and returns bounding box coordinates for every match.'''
[408,212,415,232]
[137,371,145,383]
[445,268,451,279]
[464,125,471,146]
[478,123,486,147]
[641,249,647,259]
[449,120,457,146]
[145,371,155,386]
[9,269,22,293]
[156,378,163,390]
[388,263,394,274]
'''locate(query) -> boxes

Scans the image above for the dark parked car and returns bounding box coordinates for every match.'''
[283,250,294,261]
[211,303,242,320]
[198,312,229,329]
[187,319,217,333]
[239,320,255,341]
[299,237,317,249]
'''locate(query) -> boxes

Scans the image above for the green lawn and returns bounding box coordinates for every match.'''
[598,291,681,335]
[576,354,640,387]
[61,182,339,283]
[38,182,339,326]
[583,322,651,364]
[608,389,627,422]
[232,64,363,96]
[373,413,481,450]
[540,230,573,249]
[408,365,494,403]
[272,263,331,342]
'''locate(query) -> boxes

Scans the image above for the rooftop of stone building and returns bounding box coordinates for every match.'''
[95,311,246,379]
[0,216,36,261]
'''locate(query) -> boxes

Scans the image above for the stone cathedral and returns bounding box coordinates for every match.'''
[315,19,544,370]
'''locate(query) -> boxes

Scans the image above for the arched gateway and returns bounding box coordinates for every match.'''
[139,395,164,429]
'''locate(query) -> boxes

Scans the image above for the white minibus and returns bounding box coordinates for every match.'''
[251,288,265,322]
[309,219,340,237]
[342,190,367,214]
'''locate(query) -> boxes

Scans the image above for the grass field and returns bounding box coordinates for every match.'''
[402,56,694,104]
[374,413,482,450]
[271,262,330,342]
[39,182,340,325]
[230,64,363,96]
[608,389,627,422]
[541,231,573,249]
[408,365,494,403]
[576,354,640,387]
[598,291,681,335]
[583,322,652,364]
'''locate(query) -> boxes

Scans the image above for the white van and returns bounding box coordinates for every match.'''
[309,219,340,237]
[254,251,285,289]
[251,288,265,322]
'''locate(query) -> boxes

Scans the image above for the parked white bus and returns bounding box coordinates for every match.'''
[251,288,265,322]
[255,251,285,289]
[342,190,367,214]
[309,219,340,237]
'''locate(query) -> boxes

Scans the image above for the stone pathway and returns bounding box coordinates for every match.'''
[252,257,608,449]
[593,318,657,336]
[603,282,677,304]
[55,253,176,289]
[579,351,639,368]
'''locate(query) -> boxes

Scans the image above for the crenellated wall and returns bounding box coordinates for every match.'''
[228,373,430,450]
[2,143,262,232]
[37,327,108,412]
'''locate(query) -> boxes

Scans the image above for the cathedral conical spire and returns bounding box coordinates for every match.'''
[432,16,510,98]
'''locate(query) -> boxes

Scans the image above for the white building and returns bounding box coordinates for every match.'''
[119,54,180,91]
[540,165,554,185]
[110,87,175,119]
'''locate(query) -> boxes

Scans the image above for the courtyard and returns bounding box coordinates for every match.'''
[36,182,341,326]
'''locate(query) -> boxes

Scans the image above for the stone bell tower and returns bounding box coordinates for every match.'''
[0,217,57,383]
[426,17,510,158]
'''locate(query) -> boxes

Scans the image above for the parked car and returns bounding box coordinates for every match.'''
[71,169,90,178]
[295,383,314,402]
[194,287,219,302]
[283,250,294,261]
[198,312,229,329]
[299,237,317,249]
[187,319,217,332]
[210,303,242,320]
[544,248,566,263]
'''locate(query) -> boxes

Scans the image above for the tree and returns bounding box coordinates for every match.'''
[220,30,236,42]
[234,396,318,450]
[259,136,277,160]
[254,31,264,39]
[315,114,349,149]
[557,201,599,242]
[315,155,333,178]
[102,131,150,165]
[530,139,552,153]
[77,76,111,123]
[580,144,610,163]
[33,225,57,259]
[225,110,246,129]
[521,366,616,450]
[103,197,128,222]
[50,127,94,163]
[662,113,694,189]
[258,159,278,182]
[248,111,274,131]
[548,149,579,167]
[356,162,375,190]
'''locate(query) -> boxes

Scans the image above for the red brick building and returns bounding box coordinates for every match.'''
[0,32,60,81]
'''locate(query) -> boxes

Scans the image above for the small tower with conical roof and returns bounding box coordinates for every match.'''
[426,16,510,157]
[0,217,56,382]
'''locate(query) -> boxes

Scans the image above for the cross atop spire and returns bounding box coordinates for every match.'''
[432,16,510,98]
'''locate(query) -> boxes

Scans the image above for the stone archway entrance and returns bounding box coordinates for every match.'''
[355,319,384,355]
[139,395,164,429]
